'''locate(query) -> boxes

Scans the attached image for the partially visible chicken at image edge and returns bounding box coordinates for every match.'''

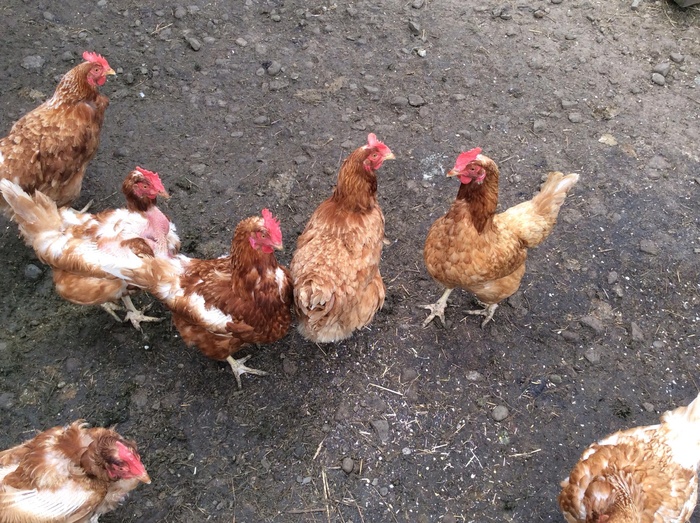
[0,420,149,523]
[291,133,395,343]
[423,147,579,328]
[559,391,700,523]
[0,51,115,214]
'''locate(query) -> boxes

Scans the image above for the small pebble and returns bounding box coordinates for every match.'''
[43,11,55,21]
[408,21,421,36]
[639,239,659,255]
[24,264,43,281]
[370,419,389,444]
[235,37,248,47]
[643,402,655,412]
[266,60,282,75]
[408,94,425,107]
[568,112,583,123]
[21,55,45,70]
[412,0,425,8]
[186,37,201,51]
[174,6,187,19]
[584,346,602,363]
[341,457,354,474]
[492,405,509,421]
[670,52,684,64]
[653,62,671,76]
[651,73,665,86]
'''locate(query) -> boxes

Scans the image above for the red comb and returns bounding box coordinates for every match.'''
[261,209,282,245]
[82,51,111,70]
[115,440,148,479]
[453,147,482,172]
[134,166,165,193]
[366,133,393,157]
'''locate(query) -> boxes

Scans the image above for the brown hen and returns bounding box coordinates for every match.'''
[423,148,578,327]
[290,133,395,343]
[0,51,115,214]
[559,392,700,523]
[0,420,149,523]
[127,209,293,388]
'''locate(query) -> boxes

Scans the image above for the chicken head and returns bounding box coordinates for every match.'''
[248,208,284,253]
[447,147,486,184]
[82,51,116,86]
[362,133,395,172]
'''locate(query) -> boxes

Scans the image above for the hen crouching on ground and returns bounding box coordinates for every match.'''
[0,420,150,523]
[423,148,579,328]
[290,133,395,343]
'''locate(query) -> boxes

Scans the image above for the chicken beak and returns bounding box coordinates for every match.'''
[384,152,396,161]
[446,169,458,177]
[106,68,116,76]
[138,471,152,484]
[158,190,171,200]
[275,243,284,251]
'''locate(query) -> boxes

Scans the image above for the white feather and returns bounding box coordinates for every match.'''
[3,483,94,519]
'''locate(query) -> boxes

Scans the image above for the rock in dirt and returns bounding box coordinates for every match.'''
[651,73,665,86]
[630,322,644,342]
[653,62,671,76]
[408,94,426,107]
[174,6,187,19]
[584,346,602,363]
[24,264,43,281]
[186,37,202,51]
[492,405,509,421]
[341,457,354,474]
[639,239,659,255]
[0,392,15,409]
[21,55,44,70]
[580,315,604,334]
[370,419,389,444]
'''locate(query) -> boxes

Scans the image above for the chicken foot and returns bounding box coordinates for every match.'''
[121,295,164,331]
[421,288,454,327]
[101,302,126,323]
[465,302,498,328]
[226,355,268,390]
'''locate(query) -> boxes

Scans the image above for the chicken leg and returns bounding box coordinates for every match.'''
[121,295,163,331]
[226,355,268,389]
[466,302,498,328]
[422,288,454,327]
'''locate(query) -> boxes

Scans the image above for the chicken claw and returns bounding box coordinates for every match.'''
[226,355,268,389]
[101,302,125,323]
[421,288,454,327]
[466,303,499,328]
[121,295,163,331]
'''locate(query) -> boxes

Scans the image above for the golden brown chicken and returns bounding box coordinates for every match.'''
[0,167,178,330]
[0,420,150,523]
[127,209,293,388]
[559,392,700,523]
[0,51,115,214]
[422,148,579,327]
[290,133,395,343]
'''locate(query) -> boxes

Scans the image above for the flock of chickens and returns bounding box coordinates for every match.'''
[0,52,697,523]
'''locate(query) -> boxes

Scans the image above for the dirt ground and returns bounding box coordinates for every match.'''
[1,1,699,521]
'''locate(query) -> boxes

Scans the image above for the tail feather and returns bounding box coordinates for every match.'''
[499,171,579,248]
[0,179,63,241]
[663,390,700,426]
[531,172,580,219]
